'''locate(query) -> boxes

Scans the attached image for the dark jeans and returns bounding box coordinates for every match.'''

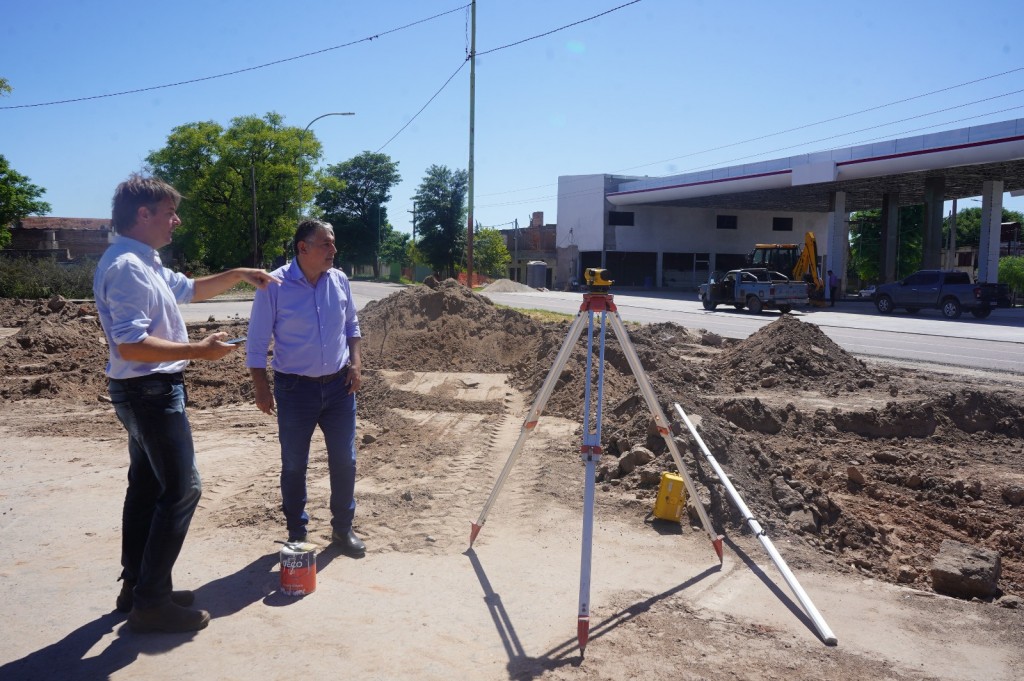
[109,373,201,609]
[274,371,357,541]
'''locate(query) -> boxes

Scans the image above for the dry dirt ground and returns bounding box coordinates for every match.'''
[1,282,1023,681]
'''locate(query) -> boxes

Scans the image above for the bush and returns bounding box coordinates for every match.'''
[0,256,98,299]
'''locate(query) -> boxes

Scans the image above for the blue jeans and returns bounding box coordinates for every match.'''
[108,374,201,609]
[274,371,357,541]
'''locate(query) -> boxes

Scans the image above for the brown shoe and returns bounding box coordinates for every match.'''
[128,601,210,633]
[116,581,195,613]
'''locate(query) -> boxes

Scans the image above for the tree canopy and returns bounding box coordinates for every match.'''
[146,112,318,270]
[315,152,401,276]
[471,226,511,278]
[412,164,467,277]
[849,204,1024,284]
[945,206,1024,249]
[0,154,52,249]
[848,206,924,283]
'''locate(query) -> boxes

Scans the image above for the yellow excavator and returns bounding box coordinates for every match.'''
[746,232,827,306]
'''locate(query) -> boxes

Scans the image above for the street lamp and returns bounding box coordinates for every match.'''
[296,112,354,223]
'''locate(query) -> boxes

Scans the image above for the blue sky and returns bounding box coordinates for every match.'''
[2,0,1023,236]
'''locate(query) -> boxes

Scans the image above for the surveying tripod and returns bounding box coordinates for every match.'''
[469,268,724,654]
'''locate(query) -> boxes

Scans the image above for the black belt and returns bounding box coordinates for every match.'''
[275,367,348,384]
[111,371,184,385]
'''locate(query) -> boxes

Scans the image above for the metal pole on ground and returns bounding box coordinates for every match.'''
[673,403,838,646]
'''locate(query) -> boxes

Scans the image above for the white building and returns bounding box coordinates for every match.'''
[555,118,1024,291]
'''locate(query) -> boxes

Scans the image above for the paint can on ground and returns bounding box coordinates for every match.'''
[280,543,317,596]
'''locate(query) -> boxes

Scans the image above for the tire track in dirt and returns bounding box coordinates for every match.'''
[189,408,281,539]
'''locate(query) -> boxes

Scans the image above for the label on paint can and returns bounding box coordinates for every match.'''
[280,544,317,596]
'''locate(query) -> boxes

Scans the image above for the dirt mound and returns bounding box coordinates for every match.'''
[0,297,250,408]
[480,278,537,293]
[715,315,873,389]
[358,278,552,373]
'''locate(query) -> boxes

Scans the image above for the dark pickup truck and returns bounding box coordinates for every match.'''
[874,270,1011,319]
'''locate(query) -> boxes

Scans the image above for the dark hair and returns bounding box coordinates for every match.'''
[111,174,182,234]
[293,219,333,253]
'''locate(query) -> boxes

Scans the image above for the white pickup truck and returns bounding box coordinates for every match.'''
[698,268,808,314]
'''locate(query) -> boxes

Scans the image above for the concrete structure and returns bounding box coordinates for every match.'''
[500,211,555,287]
[4,217,112,260]
[556,118,1024,291]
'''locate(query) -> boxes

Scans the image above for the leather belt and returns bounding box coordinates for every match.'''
[275,367,348,384]
[111,371,184,385]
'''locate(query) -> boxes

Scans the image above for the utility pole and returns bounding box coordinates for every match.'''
[250,164,259,267]
[465,0,476,288]
[513,217,519,282]
[409,201,417,240]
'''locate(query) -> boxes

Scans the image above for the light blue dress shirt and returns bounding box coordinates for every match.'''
[93,235,195,379]
[245,259,360,376]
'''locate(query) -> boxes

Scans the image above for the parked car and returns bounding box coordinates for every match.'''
[857,285,876,300]
[874,270,1010,319]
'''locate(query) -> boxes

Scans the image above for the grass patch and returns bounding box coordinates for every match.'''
[0,256,98,299]
[494,304,573,324]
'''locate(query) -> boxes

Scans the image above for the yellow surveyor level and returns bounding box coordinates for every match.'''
[583,268,613,292]
[653,472,687,522]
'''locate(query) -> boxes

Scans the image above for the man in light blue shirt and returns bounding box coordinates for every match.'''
[247,219,365,556]
[94,174,279,633]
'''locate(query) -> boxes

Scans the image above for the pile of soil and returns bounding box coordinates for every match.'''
[2,284,1022,601]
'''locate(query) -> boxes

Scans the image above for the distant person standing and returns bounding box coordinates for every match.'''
[94,174,279,633]
[246,219,366,557]
[828,270,839,307]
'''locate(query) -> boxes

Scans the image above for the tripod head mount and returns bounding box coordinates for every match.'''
[583,268,613,293]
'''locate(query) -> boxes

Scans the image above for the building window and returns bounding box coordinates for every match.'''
[608,211,634,226]
[716,215,737,230]
[772,217,794,231]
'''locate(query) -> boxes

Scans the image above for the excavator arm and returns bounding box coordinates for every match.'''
[793,232,826,303]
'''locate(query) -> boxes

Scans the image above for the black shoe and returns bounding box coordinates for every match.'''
[116,581,195,613]
[331,529,366,557]
[128,601,210,633]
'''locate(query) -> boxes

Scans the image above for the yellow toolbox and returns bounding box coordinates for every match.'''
[653,472,687,522]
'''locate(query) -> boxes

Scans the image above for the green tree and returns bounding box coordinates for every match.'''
[380,230,412,270]
[413,164,467,277]
[471,226,511,278]
[999,255,1024,305]
[315,152,401,277]
[946,206,1024,249]
[0,77,11,96]
[849,205,925,283]
[0,154,52,249]
[146,112,316,270]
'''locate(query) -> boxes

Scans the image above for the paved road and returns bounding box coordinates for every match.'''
[180,282,1024,374]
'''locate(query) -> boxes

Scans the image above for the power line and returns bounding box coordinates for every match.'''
[376,60,469,152]
[476,0,644,57]
[475,100,1024,211]
[374,0,646,152]
[476,66,1024,200]
[0,5,470,110]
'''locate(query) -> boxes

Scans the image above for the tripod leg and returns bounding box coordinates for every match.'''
[577,451,597,654]
[576,309,605,654]
[469,312,589,546]
[607,313,724,562]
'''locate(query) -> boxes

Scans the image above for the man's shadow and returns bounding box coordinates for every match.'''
[0,551,281,681]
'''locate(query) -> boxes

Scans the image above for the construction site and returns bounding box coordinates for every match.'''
[1,281,1023,680]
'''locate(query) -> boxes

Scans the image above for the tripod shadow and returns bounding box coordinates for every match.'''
[723,535,832,644]
[465,548,719,679]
